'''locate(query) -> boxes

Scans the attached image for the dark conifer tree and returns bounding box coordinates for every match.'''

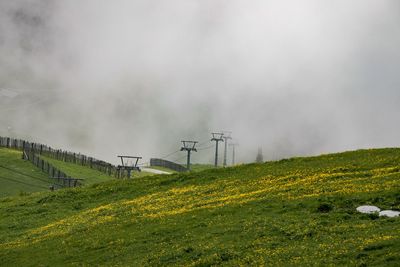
[256,147,263,163]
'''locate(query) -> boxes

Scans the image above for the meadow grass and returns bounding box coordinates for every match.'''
[146,165,178,173]
[0,148,51,197]
[0,147,157,198]
[150,163,214,173]
[190,163,215,172]
[0,148,399,266]
[41,156,157,185]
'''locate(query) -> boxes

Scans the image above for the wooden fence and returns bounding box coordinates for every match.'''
[0,136,117,176]
[24,148,82,187]
[24,149,69,179]
[0,136,83,188]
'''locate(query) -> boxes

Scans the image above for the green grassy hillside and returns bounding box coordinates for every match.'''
[40,156,117,185]
[0,148,52,197]
[41,156,158,182]
[1,148,400,266]
[0,148,119,197]
[150,164,214,173]
[190,163,215,172]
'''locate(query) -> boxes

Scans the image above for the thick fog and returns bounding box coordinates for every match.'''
[1,0,400,165]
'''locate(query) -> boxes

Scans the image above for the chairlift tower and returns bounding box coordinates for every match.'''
[180,141,198,171]
[228,143,239,165]
[117,155,142,178]
[211,132,224,167]
[222,131,232,167]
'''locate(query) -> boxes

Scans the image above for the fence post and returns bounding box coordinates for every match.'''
[22,141,26,159]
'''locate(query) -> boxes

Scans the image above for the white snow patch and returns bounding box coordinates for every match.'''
[379,210,400,218]
[356,205,380,214]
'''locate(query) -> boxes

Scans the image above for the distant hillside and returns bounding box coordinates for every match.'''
[0,142,162,197]
[40,155,157,182]
[1,148,399,266]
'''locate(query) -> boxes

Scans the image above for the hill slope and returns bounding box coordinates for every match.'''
[0,146,160,197]
[0,148,52,197]
[41,155,157,182]
[1,148,399,266]
[0,147,118,197]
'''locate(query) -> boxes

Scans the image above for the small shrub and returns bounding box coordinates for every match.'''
[368,213,379,220]
[317,203,333,213]
[219,252,234,262]
[183,247,194,253]
[73,202,83,210]
[363,243,387,251]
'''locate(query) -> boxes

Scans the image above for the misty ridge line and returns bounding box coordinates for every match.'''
[0,1,399,164]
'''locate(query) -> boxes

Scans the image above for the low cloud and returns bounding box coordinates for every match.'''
[1,0,399,165]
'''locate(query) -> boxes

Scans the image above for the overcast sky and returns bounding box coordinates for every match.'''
[1,0,400,165]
